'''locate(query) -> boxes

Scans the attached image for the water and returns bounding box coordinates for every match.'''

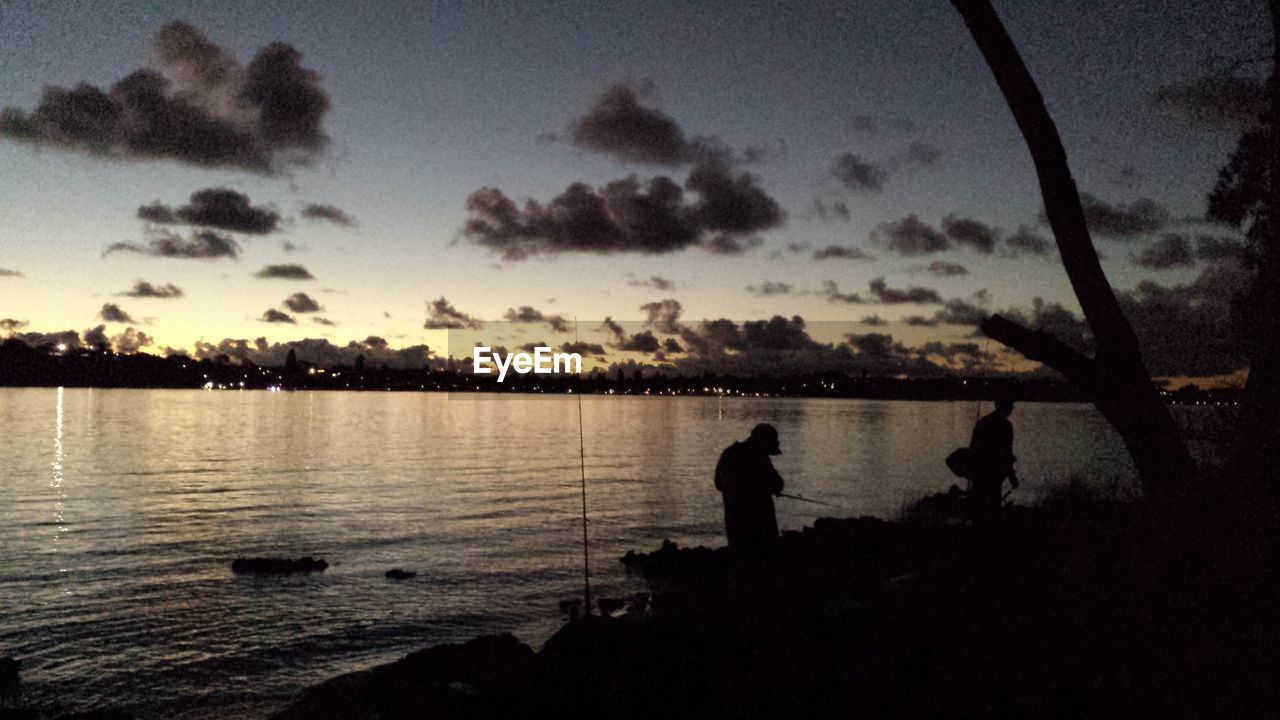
[0,388,1192,717]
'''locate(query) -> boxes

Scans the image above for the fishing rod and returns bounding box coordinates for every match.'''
[574,318,592,616]
[777,491,856,512]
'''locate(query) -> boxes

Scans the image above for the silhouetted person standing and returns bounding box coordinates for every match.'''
[968,394,1019,520]
[715,423,785,551]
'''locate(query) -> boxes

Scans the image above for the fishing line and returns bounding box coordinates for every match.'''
[777,491,857,512]
[574,317,592,615]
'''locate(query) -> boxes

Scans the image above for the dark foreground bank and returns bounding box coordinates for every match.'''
[273,490,1277,720]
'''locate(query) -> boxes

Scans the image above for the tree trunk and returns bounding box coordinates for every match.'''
[951,0,1196,499]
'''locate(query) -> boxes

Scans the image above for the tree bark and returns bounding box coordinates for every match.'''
[951,0,1196,499]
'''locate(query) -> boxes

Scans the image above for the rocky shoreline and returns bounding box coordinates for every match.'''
[271,492,1275,719]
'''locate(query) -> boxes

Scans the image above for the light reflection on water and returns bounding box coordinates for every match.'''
[0,388,1218,718]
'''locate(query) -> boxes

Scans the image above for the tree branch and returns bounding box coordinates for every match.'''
[980,314,1096,383]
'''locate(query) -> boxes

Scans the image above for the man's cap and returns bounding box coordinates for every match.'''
[750,423,782,455]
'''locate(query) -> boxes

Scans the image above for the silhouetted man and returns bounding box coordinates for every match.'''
[715,423,785,551]
[968,394,1019,519]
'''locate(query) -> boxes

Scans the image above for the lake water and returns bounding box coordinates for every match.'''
[0,388,1219,718]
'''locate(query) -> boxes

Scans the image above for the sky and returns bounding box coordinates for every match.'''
[0,0,1268,383]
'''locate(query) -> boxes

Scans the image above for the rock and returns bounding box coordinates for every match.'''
[231,557,328,574]
[384,569,416,580]
[1,656,19,695]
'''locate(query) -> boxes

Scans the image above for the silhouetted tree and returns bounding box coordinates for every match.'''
[355,354,366,372]
[1207,4,1280,492]
[950,0,1196,499]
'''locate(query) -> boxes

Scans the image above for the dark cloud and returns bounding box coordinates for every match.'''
[502,306,570,332]
[1151,73,1266,130]
[813,244,875,261]
[1075,193,1169,239]
[1004,225,1054,256]
[813,198,851,221]
[820,281,862,304]
[889,142,942,170]
[1195,235,1248,262]
[926,260,969,276]
[617,330,662,353]
[0,22,329,173]
[662,337,683,353]
[873,215,949,255]
[112,327,153,353]
[463,160,782,260]
[860,315,887,326]
[868,277,943,304]
[0,268,22,277]
[627,275,676,291]
[424,296,482,329]
[569,83,760,166]
[640,299,684,333]
[932,297,988,326]
[82,325,110,349]
[560,340,607,355]
[254,263,314,280]
[283,292,323,313]
[1,319,29,333]
[138,188,280,234]
[120,280,183,298]
[261,308,295,323]
[831,153,886,192]
[192,336,435,369]
[1133,233,1195,269]
[746,280,794,296]
[98,303,136,324]
[942,214,997,253]
[301,202,357,227]
[312,316,336,326]
[105,228,239,259]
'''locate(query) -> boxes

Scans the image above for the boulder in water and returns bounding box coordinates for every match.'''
[231,557,328,574]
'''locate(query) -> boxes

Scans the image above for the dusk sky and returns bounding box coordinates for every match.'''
[0,0,1267,383]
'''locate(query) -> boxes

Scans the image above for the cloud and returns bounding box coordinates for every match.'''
[627,275,676,291]
[283,292,323,313]
[463,159,782,260]
[889,141,941,169]
[105,228,239,259]
[120,281,183,298]
[424,296,482,329]
[0,268,22,277]
[1195,235,1247,262]
[1114,264,1248,376]
[98,303,137,323]
[831,153,886,192]
[640,299,684,333]
[746,280,794,296]
[192,336,435,369]
[926,260,969,276]
[1151,73,1266,130]
[873,215,949,255]
[1133,233,1194,269]
[138,188,280,234]
[1004,225,1054,256]
[860,315,886,326]
[312,316,336,326]
[617,329,662,353]
[0,22,329,173]
[254,263,314,280]
[112,327,153,353]
[820,280,862,304]
[261,308,295,323]
[1,318,30,333]
[813,244,875,261]
[868,277,942,304]
[813,198,851,221]
[568,83,761,166]
[942,214,997,253]
[301,202,357,226]
[503,305,570,332]
[1075,193,1169,239]
[560,340,607,355]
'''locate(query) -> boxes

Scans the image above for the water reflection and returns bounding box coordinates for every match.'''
[50,386,66,561]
